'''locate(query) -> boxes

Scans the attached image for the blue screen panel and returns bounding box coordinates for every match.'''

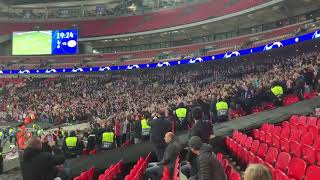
[51,29,78,55]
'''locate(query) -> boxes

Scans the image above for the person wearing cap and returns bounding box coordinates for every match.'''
[188,136,227,180]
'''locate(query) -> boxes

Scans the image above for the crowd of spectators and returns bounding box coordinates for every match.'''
[0,50,320,130]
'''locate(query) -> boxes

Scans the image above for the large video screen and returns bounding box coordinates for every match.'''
[12,29,78,56]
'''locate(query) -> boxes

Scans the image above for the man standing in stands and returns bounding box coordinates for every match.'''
[62,131,83,158]
[188,136,227,180]
[146,132,180,180]
[22,137,65,180]
[294,71,306,101]
[215,97,229,123]
[270,80,284,107]
[132,114,142,144]
[148,109,172,161]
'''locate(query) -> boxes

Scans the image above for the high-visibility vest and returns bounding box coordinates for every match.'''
[271,85,283,97]
[37,129,43,137]
[9,129,14,136]
[65,137,77,148]
[102,132,114,143]
[0,131,3,138]
[141,119,151,136]
[175,108,187,120]
[216,101,229,116]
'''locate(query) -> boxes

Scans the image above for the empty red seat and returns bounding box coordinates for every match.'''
[282,121,291,130]
[298,116,307,125]
[217,153,223,162]
[251,140,260,154]
[305,165,320,180]
[307,117,318,126]
[261,123,270,132]
[257,143,268,158]
[252,129,260,139]
[308,125,319,140]
[280,138,290,153]
[313,138,320,150]
[274,126,282,137]
[302,144,316,165]
[247,152,256,164]
[280,128,290,139]
[316,150,320,166]
[255,156,264,164]
[232,130,240,140]
[290,123,299,131]
[272,135,280,149]
[265,147,279,165]
[298,124,309,134]
[229,169,241,180]
[301,132,314,146]
[244,137,253,150]
[289,130,302,142]
[265,133,273,146]
[275,152,291,172]
[240,134,248,146]
[290,140,302,158]
[259,131,266,143]
[274,169,290,180]
[287,158,307,180]
[289,115,299,124]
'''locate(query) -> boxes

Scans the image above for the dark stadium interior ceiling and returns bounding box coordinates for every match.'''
[1,0,120,5]
[92,0,320,47]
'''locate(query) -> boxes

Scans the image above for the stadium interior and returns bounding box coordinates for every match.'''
[0,0,320,180]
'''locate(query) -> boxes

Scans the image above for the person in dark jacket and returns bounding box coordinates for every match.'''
[188,136,227,180]
[294,72,306,101]
[22,137,65,180]
[145,132,180,180]
[190,107,214,144]
[148,109,172,161]
[132,115,142,144]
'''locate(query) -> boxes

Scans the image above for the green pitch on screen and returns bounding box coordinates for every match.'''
[12,31,52,55]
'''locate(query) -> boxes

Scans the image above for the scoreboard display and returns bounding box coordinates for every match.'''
[12,29,78,56]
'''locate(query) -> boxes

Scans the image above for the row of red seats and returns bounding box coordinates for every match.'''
[226,130,320,180]
[216,152,241,180]
[161,156,179,180]
[73,167,97,180]
[124,153,151,180]
[288,115,320,128]
[0,0,269,37]
[98,160,123,180]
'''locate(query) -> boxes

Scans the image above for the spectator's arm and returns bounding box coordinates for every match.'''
[198,155,211,180]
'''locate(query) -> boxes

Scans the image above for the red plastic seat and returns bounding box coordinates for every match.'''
[244,137,253,150]
[287,158,307,180]
[305,165,320,180]
[261,123,270,132]
[307,117,318,126]
[289,115,299,124]
[217,152,223,162]
[247,152,256,164]
[290,140,302,158]
[302,144,316,165]
[298,116,307,125]
[251,140,260,154]
[255,156,264,164]
[289,130,302,142]
[290,123,299,131]
[232,130,240,140]
[265,147,279,165]
[280,128,290,139]
[301,132,314,146]
[272,135,281,149]
[274,169,290,180]
[240,134,248,146]
[313,138,320,150]
[275,152,291,172]
[316,150,320,166]
[280,138,290,153]
[229,169,241,180]
[274,126,282,137]
[259,131,266,143]
[299,124,309,134]
[308,126,319,140]
[317,119,320,128]
[265,133,273,146]
[282,121,291,130]
[257,143,268,158]
[252,129,260,139]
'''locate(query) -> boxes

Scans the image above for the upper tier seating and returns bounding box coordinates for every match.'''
[0,0,269,37]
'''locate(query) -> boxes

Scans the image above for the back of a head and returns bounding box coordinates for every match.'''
[27,137,42,150]
[188,136,203,151]
[70,131,76,137]
[244,164,272,180]
[192,107,203,121]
